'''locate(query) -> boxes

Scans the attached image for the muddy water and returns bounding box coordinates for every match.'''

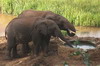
[0,14,16,36]
[0,14,100,38]
[70,41,96,50]
[76,26,100,38]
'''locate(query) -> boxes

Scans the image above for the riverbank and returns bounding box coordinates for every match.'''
[0,36,100,66]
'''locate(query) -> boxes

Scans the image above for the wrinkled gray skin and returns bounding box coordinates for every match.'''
[5,17,73,60]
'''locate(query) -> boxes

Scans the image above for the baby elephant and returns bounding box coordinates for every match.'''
[5,17,72,60]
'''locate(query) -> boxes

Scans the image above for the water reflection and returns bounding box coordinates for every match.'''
[0,14,100,38]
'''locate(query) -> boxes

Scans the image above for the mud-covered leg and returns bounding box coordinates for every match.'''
[22,43,31,57]
[41,36,50,56]
[5,45,12,60]
[34,42,40,57]
[22,43,31,54]
[5,36,15,60]
[31,43,38,58]
[12,44,20,58]
[25,43,31,53]
[31,39,41,58]
[41,41,48,56]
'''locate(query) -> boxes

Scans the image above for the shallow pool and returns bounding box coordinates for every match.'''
[65,41,96,50]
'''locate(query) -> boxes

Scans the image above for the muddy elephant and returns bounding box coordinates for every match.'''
[5,17,73,60]
[18,10,76,36]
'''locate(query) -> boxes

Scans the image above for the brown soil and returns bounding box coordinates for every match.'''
[0,36,100,66]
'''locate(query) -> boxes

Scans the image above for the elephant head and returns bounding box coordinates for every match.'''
[45,13,76,37]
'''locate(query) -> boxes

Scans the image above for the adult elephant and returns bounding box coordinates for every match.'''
[5,17,73,60]
[18,10,76,36]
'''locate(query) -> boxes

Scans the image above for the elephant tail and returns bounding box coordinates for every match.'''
[5,28,7,39]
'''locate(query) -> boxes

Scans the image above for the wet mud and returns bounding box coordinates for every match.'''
[0,36,100,66]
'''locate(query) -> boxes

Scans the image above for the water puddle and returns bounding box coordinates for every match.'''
[65,41,96,50]
[72,44,95,50]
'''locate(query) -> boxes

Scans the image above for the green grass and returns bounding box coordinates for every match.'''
[0,0,100,27]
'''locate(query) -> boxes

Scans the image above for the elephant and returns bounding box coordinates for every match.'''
[5,17,73,60]
[18,10,76,53]
[18,10,76,36]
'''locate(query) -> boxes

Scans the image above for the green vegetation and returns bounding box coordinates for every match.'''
[61,30,68,36]
[0,0,100,27]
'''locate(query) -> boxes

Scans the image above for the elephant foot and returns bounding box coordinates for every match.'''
[4,56,12,60]
[43,54,48,57]
[21,53,28,57]
[31,54,38,59]
[21,49,31,56]
[24,48,31,54]
[12,54,21,58]
[22,44,31,54]
[40,52,48,57]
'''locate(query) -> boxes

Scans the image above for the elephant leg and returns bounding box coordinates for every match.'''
[5,36,16,60]
[36,43,40,56]
[32,41,41,57]
[45,36,51,53]
[22,43,31,56]
[41,36,50,56]
[25,44,31,53]
[12,44,20,58]
[42,41,48,56]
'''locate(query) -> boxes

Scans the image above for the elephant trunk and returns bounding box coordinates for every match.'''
[55,27,73,47]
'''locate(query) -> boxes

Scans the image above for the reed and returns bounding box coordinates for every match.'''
[1,0,100,27]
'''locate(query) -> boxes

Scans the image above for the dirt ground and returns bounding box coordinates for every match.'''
[0,36,100,66]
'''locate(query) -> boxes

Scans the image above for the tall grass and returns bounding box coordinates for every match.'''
[1,0,100,27]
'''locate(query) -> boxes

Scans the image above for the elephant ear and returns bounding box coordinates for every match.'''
[38,23,48,36]
[45,14,57,20]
